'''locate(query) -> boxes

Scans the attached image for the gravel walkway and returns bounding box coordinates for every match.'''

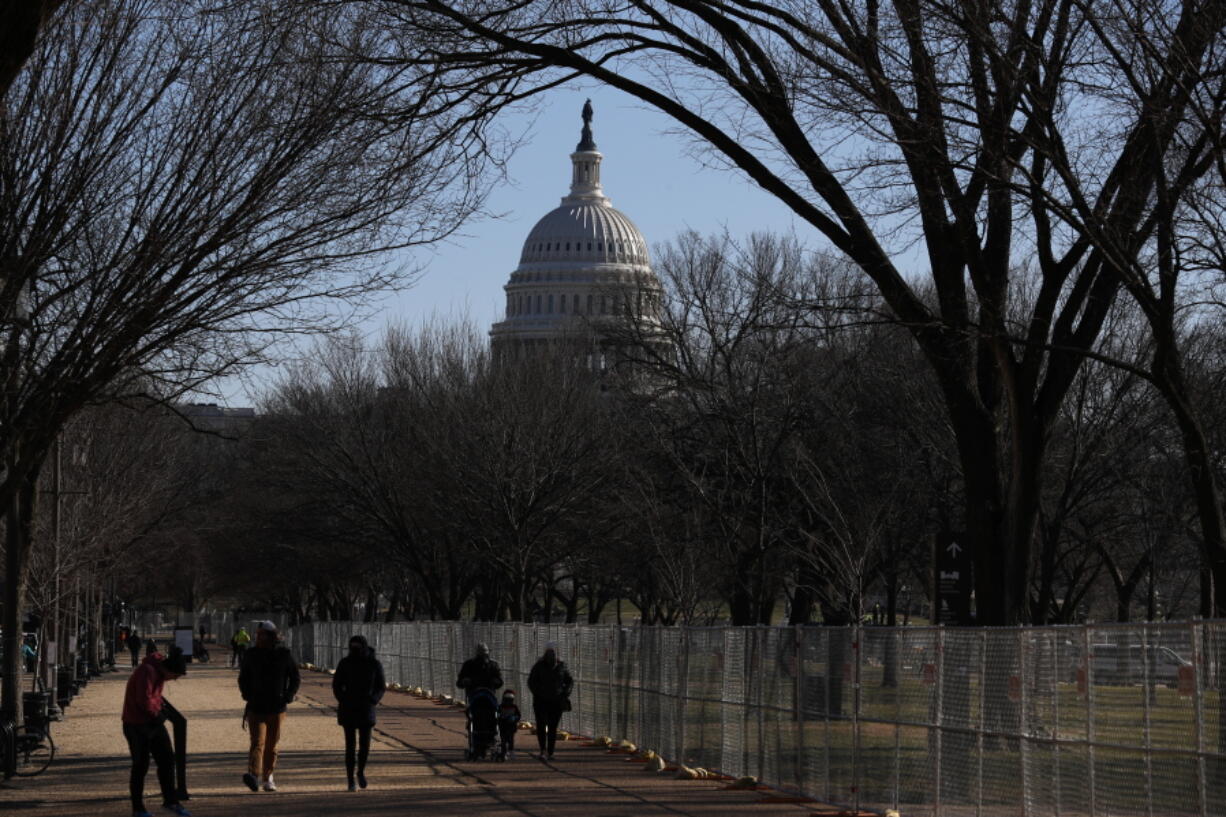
[0,660,862,816]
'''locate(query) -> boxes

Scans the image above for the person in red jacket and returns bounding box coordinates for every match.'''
[122,646,191,817]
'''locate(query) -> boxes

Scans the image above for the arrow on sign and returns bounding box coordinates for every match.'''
[946,540,963,557]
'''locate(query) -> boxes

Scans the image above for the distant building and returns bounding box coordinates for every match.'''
[489,101,663,366]
[178,402,255,435]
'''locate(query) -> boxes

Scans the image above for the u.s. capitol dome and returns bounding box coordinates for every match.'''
[490,101,661,356]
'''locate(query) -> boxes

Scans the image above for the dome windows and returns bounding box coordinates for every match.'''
[517,203,650,267]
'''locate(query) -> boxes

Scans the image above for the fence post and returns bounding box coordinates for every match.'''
[608,626,616,742]
[758,627,768,783]
[893,627,902,814]
[1051,626,1062,817]
[679,626,690,767]
[934,626,944,817]
[822,628,831,803]
[1019,626,1029,817]
[1141,624,1153,817]
[1190,620,1206,817]
[795,624,804,795]
[1084,624,1096,817]
[852,625,861,813]
[975,628,986,817]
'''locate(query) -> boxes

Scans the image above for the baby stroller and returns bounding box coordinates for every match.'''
[465,688,499,761]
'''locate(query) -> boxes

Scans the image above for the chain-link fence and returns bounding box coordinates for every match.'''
[286,620,1226,817]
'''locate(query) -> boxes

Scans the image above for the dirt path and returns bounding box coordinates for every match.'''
[0,660,859,816]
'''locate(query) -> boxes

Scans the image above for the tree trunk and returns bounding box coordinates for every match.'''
[363,587,378,622]
[789,574,815,625]
[1,469,37,724]
[958,411,1040,627]
[1165,394,1226,619]
[882,573,899,688]
[385,585,400,624]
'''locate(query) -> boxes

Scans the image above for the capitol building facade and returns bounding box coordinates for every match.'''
[489,102,662,362]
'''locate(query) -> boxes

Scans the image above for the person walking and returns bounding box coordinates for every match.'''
[238,620,299,793]
[455,642,502,699]
[331,635,385,791]
[527,642,573,761]
[127,629,142,669]
[231,626,251,668]
[121,646,191,817]
[497,690,521,760]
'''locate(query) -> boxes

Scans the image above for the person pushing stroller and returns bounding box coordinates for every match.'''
[456,642,503,699]
[456,642,502,760]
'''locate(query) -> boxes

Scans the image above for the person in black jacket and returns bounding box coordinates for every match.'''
[238,621,300,793]
[127,630,142,668]
[527,642,573,760]
[455,642,502,700]
[331,635,385,791]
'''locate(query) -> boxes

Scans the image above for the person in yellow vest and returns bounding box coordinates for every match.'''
[231,627,251,668]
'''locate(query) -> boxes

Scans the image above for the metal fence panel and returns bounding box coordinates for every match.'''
[284,619,1226,816]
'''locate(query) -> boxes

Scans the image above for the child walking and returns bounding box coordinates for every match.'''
[498,690,521,760]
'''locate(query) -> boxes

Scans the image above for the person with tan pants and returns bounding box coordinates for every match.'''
[238,621,300,792]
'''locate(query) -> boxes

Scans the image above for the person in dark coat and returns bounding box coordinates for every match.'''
[455,642,502,700]
[127,630,142,668]
[527,642,573,760]
[238,620,300,793]
[331,635,385,791]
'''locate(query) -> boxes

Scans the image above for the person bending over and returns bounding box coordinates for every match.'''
[121,646,191,817]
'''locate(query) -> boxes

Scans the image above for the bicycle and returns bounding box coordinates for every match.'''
[1,716,56,777]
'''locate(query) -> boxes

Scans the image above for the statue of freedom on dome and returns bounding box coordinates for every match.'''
[578,99,597,151]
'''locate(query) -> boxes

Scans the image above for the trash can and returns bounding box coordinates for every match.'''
[23,690,50,727]
[56,666,76,708]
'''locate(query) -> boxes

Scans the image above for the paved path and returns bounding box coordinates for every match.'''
[0,661,859,816]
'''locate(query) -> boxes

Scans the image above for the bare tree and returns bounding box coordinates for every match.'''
[612,232,846,624]
[369,0,1226,629]
[440,348,612,622]
[259,326,486,620]
[0,0,511,719]
[0,0,65,100]
[22,399,191,684]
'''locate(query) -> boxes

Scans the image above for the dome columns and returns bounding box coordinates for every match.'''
[569,150,603,200]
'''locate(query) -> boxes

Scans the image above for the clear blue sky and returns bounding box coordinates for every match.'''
[221,89,810,405]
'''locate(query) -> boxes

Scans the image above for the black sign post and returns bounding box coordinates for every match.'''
[934,532,973,625]
[162,700,189,801]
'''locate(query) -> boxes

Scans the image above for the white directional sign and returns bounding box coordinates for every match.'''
[935,532,972,624]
